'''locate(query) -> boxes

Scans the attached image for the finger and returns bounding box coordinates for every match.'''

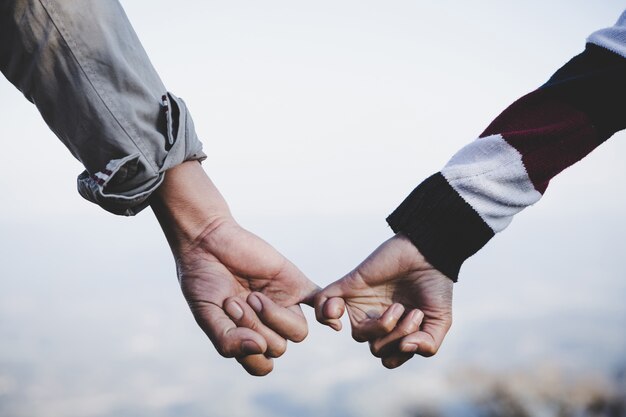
[323,297,345,331]
[224,297,288,358]
[189,302,267,358]
[314,293,345,331]
[381,353,414,369]
[350,303,405,343]
[209,226,321,308]
[369,309,424,357]
[236,355,274,377]
[398,318,452,357]
[247,292,309,342]
[370,310,422,369]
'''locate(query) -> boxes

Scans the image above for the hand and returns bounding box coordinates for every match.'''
[177,217,319,376]
[151,161,319,376]
[315,234,453,369]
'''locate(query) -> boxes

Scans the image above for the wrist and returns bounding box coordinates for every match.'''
[150,161,233,252]
[386,174,493,282]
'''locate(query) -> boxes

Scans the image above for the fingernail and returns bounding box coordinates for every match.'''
[401,343,419,353]
[410,309,422,323]
[391,304,404,317]
[248,294,262,313]
[242,340,262,355]
[225,300,244,320]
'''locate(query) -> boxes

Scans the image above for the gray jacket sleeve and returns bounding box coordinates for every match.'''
[0,0,206,215]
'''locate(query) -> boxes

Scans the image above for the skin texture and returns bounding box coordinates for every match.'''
[150,161,452,373]
[315,234,453,369]
[151,161,319,376]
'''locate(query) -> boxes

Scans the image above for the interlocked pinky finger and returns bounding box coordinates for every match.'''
[314,295,345,331]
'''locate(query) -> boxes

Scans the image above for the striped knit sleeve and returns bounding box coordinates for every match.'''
[387,20,626,282]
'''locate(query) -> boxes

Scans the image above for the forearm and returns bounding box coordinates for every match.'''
[388,25,626,281]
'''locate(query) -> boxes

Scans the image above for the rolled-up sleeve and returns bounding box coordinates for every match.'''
[0,0,206,215]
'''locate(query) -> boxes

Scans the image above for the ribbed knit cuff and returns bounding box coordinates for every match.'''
[386,173,494,282]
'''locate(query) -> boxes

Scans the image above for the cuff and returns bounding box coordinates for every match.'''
[77,92,206,216]
[386,173,494,282]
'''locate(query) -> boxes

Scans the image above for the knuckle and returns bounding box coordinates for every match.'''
[314,304,327,322]
[257,305,277,322]
[268,339,288,358]
[247,363,273,377]
[245,318,260,332]
[380,320,395,333]
[216,343,234,358]
[313,293,329,315]
[420,345,438,357]
[276,340,288,357]
[238,356,274,377]
[399,326,413,337]
[313,292,325,307]
[351,330,367,343]
[224,295,238,304]
[314,311,324,323]
[290,326,309,343]
[382,358,398,369]
[369,341,383,358]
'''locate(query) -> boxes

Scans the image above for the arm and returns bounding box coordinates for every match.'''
[316,14,626,368]
[388,42,626,282]
[0,1,318,376]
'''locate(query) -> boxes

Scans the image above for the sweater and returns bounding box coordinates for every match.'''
[387,11,626,281]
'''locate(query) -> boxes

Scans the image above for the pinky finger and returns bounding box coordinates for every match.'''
[314,296,345,331]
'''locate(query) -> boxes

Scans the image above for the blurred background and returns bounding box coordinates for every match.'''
[1,1,625,416]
